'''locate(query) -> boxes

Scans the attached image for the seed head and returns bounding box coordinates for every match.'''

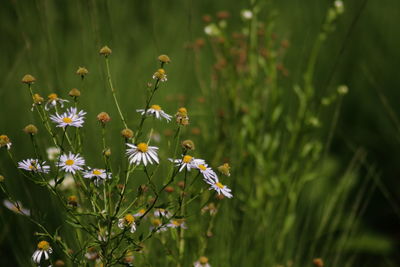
[121,128,134,139]
[99,46,112,56]
[97,112,111,124]
[313,258,324,267]
[158,55,171,64]
[76,67,89,76]
[182,140,195,150]
[23,124,38,135]
[22,74,36,84]
[32,93,44,104]
[68,88,81,97]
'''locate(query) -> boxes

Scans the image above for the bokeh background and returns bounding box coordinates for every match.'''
[0,0,399,266]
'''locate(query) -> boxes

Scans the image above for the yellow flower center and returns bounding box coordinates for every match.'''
[65,159,74,166]
[138,208,146,214]
[137,143,148,153]
[182,155,193,163]
[63,117,73,123]
[92,169,102,175]
[199,256,209,264]
[198,164,207,171]
[178,107,187,115]
[152,218,161,226]
[215,182,224,189]
[0,135,10,145]
[37,241,50,251]
[157,68,165,75]
[151,104,161,110]
[172,220,182,226]
[48,93,58,100]
[124,214,135,224]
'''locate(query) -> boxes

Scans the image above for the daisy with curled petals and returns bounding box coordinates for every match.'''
[18,158,50,173]
[169,155,205,172]
[194,256,211,267]
[3,200,30,216]
[44,93,69,110]
[0,135,12,150]
[83,168,111,186]
[118,214,137,233]
[195,163,218,182]
[136,104,172,122]
[126,142,159,166]
[32,240,53,264]
[50,107,86,128]
[57,152,85,174]
[206,178,233,198]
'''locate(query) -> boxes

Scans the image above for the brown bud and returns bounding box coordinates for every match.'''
[158,55,171,63]
[182,140,195,150]
[23,124,38,135]
[68,88,81,97]
[99,46,112,56]
[22,74,36,84]
[54,260,65,266]
[202,14,212,23]
[97,112,111,124]
[121,128,134,139]
[164,186,174,193]
[216,11,230,20]
[177,181,185,189]
[313,258,324,267]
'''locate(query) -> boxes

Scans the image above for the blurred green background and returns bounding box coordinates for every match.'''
[0,0,399,266]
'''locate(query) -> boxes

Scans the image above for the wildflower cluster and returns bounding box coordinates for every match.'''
[0,49,232,266]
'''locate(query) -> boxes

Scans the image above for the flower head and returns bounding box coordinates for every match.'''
[32,240,53,264]
[23,124,38,135]
[18,158,50,173]
[152,68,167,82]
[158,55,171,64]
[45,93,69,110]
[133,208,147,218]
[118,214,137,233]
[46,146,61,161]
[69,88,81,97]
[0,135,12,150]
[3,200,30,216]
[97,112,111,124]
[154,208,172,218]
[207,178,233,198]
[76,67,89,77]
[217,163,231,176]
[121,128,134,139]
[57,152,85,174]
[136,105,172,122]
[50,107,86,128]
[126,143,159,166]
[169,155,205,172]
[150,218,168,233]
[83,168,111,186]
[99,45,112,56]
[175,107,189,125]
[196,163,218,182]
[167,219,187,229]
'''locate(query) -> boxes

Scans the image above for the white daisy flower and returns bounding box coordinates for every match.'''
[194,256,211,267]
[152,68,167,82]
[50,107,86,128]
[195,163,218,182]
[32,241,53,264]
[57,152,85,174]
[207,178,233,198]
[169,155,205,172]
[150,218,168,233]
[118,214,137,233]
[167,219,187,229]
[46,146,61,161]
[85,247,99,261]
[18,158,50,173]
[0,135,12,150]
[126,143,159,166]
[136,105,172,122]
[44,93,69,111]
[83,168,111,186]
[153,208,172,218]
[3,200,30,216]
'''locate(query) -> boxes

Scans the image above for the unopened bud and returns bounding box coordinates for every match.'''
[23,124,38,135]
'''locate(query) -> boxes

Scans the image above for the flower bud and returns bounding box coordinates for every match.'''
[76,67,88,77]
[68,88,81,97]
[22,74,36,84]
[97,112,111,124]
[313,258,324,267]
[164,186,174,193]
[99,46,112,56]
[103,148,111,157]
[182,140,195,150]
[23,124,38,135]
[158,55,171,64]
[121,128,134,139]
